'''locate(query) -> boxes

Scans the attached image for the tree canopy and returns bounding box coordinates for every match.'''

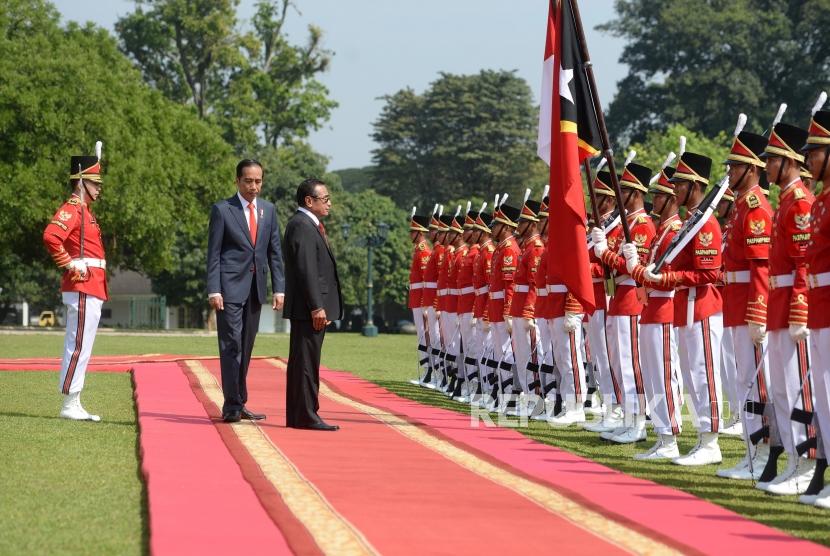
[600,0,830,144]
[371,70,548,211]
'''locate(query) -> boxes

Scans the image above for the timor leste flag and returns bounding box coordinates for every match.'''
[537,0,602,313]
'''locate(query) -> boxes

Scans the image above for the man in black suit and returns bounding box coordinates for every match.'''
[207,159,285,423]
[283,178,343,431]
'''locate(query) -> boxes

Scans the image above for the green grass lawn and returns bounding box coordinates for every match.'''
[1,331,828,550]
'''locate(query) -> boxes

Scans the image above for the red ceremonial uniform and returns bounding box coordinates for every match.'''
[421,244,444,309]
[768,179,814,331]
[436,245,455,312]
[446,244,467,313]
[669,215,722,325]
[457,243,478,314]
[408,240,431,309]
[547,259,584,317]
[640,214,681,324]
[42,194,108,300]
[534,247,553,319]
[807,187,830,329]
[473,240,495,319]
[599,209,656,316]
[722,185,772,327]
[488,236,520,322]
[509,234,545,319]
[589,216,617,312]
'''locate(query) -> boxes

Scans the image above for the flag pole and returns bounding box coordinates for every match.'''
[583,159,602,230]
[567,0,631,242]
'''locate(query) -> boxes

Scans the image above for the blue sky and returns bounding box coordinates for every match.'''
[52,1,627,170]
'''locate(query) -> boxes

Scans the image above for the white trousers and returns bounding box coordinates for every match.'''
[678,314,724,433]
[731,326,778,444]
[640,323,682,436]
[412,306,426,349]
[536,316,556,400]
[548,317,586,405]
[458,312,475,379]
[471,318,492,385]
[810,328,830,459]
[512,317,539,392]
[491,320,515,387]
[720,326,740,419]
[59,292,104,395]
[425,307,441,370]
[606,315,646,416]
[768,329,815,457]
[588,309,619,406]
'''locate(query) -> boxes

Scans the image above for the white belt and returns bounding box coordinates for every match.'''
[438,288,448,295]
[648,290,675,298]
[548,284,567,293]
[592,278,603,284]
[490,290,505,300]
[536,288,548,296]
[449,288,459,295]
[475,286,489,296]
[769,273,795,289]
[723,270,750,284]
[809,272,830,289]
[409,283,424,290]
[615,276,636,287]
[79,257,106,269]
[459,286,475,295]
[424,281,437,289]
[514,285,530,293]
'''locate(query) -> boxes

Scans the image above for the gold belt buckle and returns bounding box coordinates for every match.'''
[808,274,817,289]
[769,275,777,289]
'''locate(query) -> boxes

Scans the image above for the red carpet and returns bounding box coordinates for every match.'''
[133,362,291,556]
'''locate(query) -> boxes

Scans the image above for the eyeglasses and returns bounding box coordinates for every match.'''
[311,195,331,203]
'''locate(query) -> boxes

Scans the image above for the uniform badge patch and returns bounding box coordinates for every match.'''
[58,210,72,222]
[749,219,766,235]
[794,213,811,231]
[746,193,760,208]
[503,255,513,265]
[698,231,713,247]
[634,233,647,245]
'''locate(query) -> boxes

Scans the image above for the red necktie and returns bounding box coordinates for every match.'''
[318,222,329,245]
[248,203,257,246]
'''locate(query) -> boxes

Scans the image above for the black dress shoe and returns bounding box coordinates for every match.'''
[223,410,242,423]
[241,407,266,421]
[294,421,339,431]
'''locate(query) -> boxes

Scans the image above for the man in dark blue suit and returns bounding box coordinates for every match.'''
[207,159,285,422]
[283,178,343,430]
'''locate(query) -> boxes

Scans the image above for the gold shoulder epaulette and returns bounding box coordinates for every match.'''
[637,214,649,224]
[486,244,495,253]
[794,188,806,200]
[534,239,544,248]
[671,220,682,231]
[746,193,760,209]
[66,198,81,206]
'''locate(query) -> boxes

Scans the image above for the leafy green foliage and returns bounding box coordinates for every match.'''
[371,70,549,210]
[600,0,830,144]
[0,0,236,316]
[333,166,376,193]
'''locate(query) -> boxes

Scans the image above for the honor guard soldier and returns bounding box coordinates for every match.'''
[408,210,432,385]
[802,109,830,507]
[591,161,656,441]
[453,205,483,402]
[43,147,108,422]
[419,208,445,388]
[487,202,521,412]
[471,209,495,406]
[756,123,817,494]
[584,172,625,433]
[508,193,545,416]
[437,213,460,392]
[619,152,725,465]
[445,211,469,397]
[531,194,557,419]
[621,164,683,459]
[716,132,776,480]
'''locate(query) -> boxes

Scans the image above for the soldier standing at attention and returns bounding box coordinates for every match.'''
[43,147,108,422]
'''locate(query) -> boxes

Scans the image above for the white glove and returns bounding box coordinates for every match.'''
[644,263,663,283]
[622,242,639,273]
[789,323,810,343]
[563,312,583,333]
[68,259,88,274]
[591,227,608,257]
[748,322,767,345]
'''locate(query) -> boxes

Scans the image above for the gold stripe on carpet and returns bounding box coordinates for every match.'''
[266,359,679,556]
[185,360,377,556]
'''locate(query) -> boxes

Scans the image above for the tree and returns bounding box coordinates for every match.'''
[371,70,549,210]
[0,0,235,319]
[599,0,830,144]
[116,0,336,153]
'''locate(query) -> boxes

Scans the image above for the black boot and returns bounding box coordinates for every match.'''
[422,367,433,385]
[758,445,785,483]
[803,458,827,495]
[451,376,464,398]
